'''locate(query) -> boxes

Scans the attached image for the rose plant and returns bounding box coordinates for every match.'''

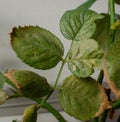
[0,0,120,122]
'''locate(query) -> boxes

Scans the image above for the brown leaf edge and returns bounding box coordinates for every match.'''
[10,25,37,46]
[4,70,21,89]
[103,54,120,99]
[95,83,111,117]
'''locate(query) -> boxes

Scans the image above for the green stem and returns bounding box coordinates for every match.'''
[9,94,67,122]
[109,0,115,44]
[112,100,120,109]
[34,98,67,122]
[42,56,68,103]
[98,1,116,121]
[42,41,74,103]
[33,41,73,122]
[109,0,115,26]
[53,60,66,89]
[53,40,74,90]
[98,110,109,122]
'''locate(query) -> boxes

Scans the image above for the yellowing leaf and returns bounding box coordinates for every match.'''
[59,75,110,121]
[4,70,52,98]
[68,39,103,78]
[103,40,120,98]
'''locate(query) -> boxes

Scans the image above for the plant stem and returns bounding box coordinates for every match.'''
[109,0,115,27]
[42,41,74,103]
[53,60,66,89]
[42,55,68,103]
[109,0,115,43]
[53,40,74,90]
[112,100,120,109]
[98,2,115,122]
[34,98,67,122]
[35,41,73,121]
[98,110,109,122]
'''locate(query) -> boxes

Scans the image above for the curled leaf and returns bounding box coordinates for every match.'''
[59,75,110,121]
[10,26,64,70]
[4,70,52,98]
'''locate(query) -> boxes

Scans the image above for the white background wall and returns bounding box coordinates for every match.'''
[0,0,120,122]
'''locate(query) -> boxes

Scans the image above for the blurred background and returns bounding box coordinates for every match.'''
[0,0,120,121]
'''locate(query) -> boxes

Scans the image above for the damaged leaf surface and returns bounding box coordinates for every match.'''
[68,39,103,78]
[10,26,64,70]
[59,75,110,121]
[103,40,120,98]
[5,70,52,98]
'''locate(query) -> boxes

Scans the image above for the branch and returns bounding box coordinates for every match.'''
[34,98,67,122]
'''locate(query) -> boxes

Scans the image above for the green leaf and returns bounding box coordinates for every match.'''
[10,26,64,70]
[103,40,120,98]
[59,75,110,121]
[59,0,97,40]
[60,6,103,41]
[23,104,37,122]
[115,24,120,40]
[92,14,110,50]
[4,70,52,98]
[0,89,9,105]
[76,0,97,11]
[92,14,120,50]
[68,39,103,78]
